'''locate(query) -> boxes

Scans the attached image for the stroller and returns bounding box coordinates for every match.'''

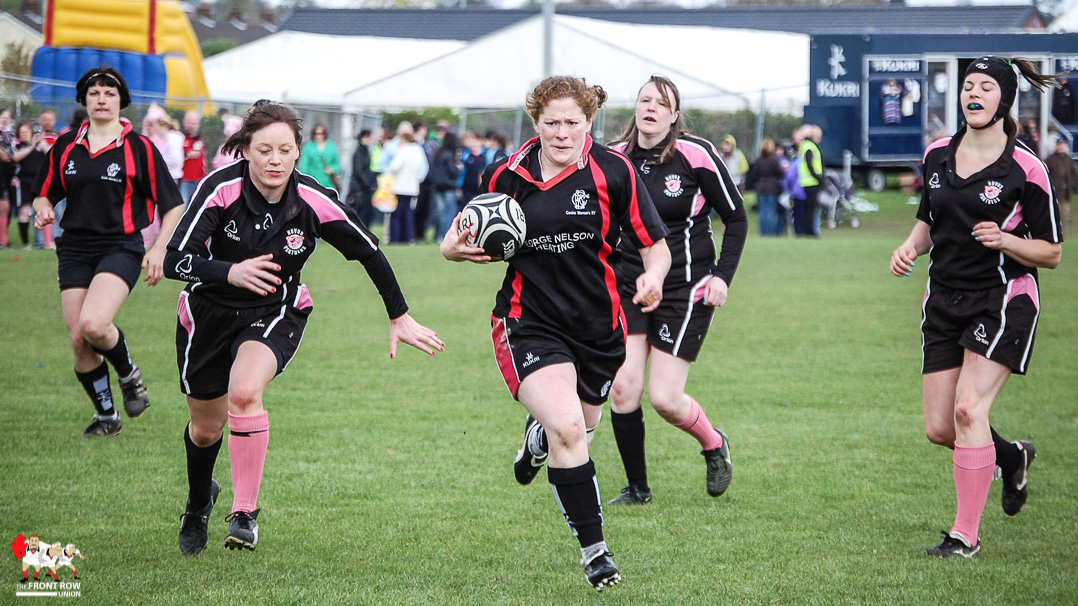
[817,169,870,229]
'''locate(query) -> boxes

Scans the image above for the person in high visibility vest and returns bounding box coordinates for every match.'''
[797,125,824,236]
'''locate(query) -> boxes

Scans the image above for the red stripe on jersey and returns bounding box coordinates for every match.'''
[491,316,521,400]
[611,150,653,246]
[42,140,72,196]
[122,144,136,234]
[487,164,509,193]
[508,270,523,318]
[142,137,159,225]
[589,161,620,332]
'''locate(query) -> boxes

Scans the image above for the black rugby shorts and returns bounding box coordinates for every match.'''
[56,234,145,291]
[176,289,312,399]
[921,276,1040,376]
[620,280,715,362]
[491,316,625,405]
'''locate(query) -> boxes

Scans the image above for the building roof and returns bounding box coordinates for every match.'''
[280,5,1045,39]
[6,5,44,33]
[185,3,278,47]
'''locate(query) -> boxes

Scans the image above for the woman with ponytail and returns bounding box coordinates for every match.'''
[890,56,1064,559]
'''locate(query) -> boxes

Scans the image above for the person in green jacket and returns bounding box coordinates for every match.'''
[299,123,341,190]
[797,124,823,236]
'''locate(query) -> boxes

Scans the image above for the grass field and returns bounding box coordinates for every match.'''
[1,192,1076,605]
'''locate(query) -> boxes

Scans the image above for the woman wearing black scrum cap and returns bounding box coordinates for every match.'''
[32,65,185,437]
[890,57,1064,559]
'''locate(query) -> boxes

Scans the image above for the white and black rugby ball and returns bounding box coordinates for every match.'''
[459,193,526,260]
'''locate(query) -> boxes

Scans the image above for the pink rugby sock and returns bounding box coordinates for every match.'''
[950,443,995,545]
[229,411,269,514]
[674,397,723,451]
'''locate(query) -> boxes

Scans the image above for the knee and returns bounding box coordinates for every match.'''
[543,416,586,452]
[78,316,112,345]
[953,397,981,431]
[188,422,224,446]
[228,381,264,413]
[647,385,683,420]
[925,426,954,447]
[610,376,643,413]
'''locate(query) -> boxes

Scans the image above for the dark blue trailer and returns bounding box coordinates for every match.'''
[804,33,1078,190]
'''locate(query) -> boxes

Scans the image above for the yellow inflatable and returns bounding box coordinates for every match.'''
[44,0,210,108]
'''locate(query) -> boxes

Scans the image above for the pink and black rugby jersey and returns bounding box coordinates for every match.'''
[481,136,668,337]
[918,129,1062,290]
[32,119,183,238]
[611,134,747,291]
[164,160,407,316]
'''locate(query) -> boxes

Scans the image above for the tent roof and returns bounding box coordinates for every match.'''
[1049,1,1078,31]
[342,15,808,113]
[282,6,1045,39]
[202,30,465,107]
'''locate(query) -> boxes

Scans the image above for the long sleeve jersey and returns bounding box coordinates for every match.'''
[611,134,747,292]
[164,160,407,318]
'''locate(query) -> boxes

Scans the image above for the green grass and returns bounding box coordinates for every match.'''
[2,191,1076,605]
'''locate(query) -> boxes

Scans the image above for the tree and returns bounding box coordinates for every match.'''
[1,42,32,97]
[201,39,238,58]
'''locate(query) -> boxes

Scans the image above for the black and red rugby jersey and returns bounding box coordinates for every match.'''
[32,119,183,239]
[164,160,407,317]
[918,128,1062,290]
[611,134,747,293]
[481,135,668,337]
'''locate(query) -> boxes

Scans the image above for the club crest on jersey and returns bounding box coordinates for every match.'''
[572,189,589,210]
[101,162,122,183]
[283,228,306,255]
[980,181,1003,204]
[64,160,76,175]
[566,189,595,216]
[928,173,941,189]
[664,174,684,197]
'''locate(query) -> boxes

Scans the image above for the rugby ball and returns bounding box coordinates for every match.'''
[459,193,526,260]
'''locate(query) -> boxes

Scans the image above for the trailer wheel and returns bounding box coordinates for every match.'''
[865,169,886,193]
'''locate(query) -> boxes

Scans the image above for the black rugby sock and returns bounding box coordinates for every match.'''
[18,222,29,246]
[93,328,135,378]
[184,424,222,511]
[75,362,115,416]
[991,426,1022,476]
[549,460,605,548]
[611,409,649,490]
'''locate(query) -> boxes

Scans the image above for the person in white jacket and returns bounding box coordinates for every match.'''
[387,122,429,243]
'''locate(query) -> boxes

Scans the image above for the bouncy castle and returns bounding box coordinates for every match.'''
[31,0,210,109]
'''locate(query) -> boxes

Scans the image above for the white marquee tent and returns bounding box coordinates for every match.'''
[202,30,466,107]
[1049,1,1078,31]
[342,15,809,114]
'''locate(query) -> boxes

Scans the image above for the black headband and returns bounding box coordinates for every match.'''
[75,67,131,109]
[964,56,1017,130]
